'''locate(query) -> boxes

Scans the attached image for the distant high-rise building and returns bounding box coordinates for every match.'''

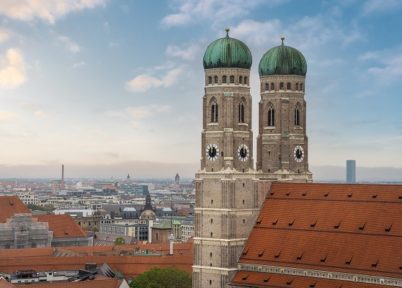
[346,160,356,183]
[174,173,180,185]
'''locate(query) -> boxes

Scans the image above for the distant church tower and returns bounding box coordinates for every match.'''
[256,37,312,182]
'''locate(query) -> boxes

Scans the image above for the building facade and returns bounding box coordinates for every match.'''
[193,31,312,288]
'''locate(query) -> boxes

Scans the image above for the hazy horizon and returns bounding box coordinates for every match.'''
[0,162,401,182]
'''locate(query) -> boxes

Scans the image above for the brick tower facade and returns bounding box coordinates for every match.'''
[192,30,262,288]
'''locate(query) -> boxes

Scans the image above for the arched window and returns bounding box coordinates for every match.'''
[244,76,248,85]
[211,100,218,123]
[208,76,212,84]
[287,82,291,90]
[265,83,269,91]
[222,75,227,83]
[214,76,218,83]
[300,83,304,91]
[294,103,301,126]
[296,83,299,90]
[279,82,284,90]
[238,102,245,123]
[239,76,243,84]
[230,75,234,83]
[271,83,275,90]
[268,105,275,127]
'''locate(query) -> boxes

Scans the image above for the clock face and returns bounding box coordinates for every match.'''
[237,144,249,162]
[206,144,219,161]
[293,145,304,162]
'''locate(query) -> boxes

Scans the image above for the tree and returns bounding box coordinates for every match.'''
[114,237,125,245]
[130,268,191,288]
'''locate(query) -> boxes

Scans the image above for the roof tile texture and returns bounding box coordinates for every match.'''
[235,183,402,286]
[36,214,87,238]
[231,271,393,288]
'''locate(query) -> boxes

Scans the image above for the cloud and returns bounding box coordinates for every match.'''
[166,43,201,61]
[58,35,80,53]
[360,46,402,82]
[0,0,106,24]
[0,111,17,121]
[362,0,402,15]
[125,105,171,120]
[0,28,10,43]
[0,48,26,90]
[125,66,184,92]
[73,61,86,68]
[161,0,285,28]
[107,104,171,127]
[231,15,363,51]
[34,110,47,118]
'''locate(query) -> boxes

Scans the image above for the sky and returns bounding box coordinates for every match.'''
[0,0,401,180]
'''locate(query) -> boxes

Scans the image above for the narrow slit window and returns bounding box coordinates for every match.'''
[294,104,301,126]
[268,105,275,127]
[211,101,218,123]
[238,102,245,123]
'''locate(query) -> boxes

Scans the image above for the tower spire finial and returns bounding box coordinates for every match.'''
[225,28,230,37]
[281,36,285,46]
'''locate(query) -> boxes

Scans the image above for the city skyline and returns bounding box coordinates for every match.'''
[0,0,401,179]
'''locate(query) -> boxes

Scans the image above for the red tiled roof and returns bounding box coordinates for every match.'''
[13,278,122,288]
[231,271,392,288]
[0,279,14,288]
[233,183,402,287]
[0,243,193,278]
[0,196,30,223]
[36,214,87,238]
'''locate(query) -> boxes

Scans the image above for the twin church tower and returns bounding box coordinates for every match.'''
[193,30,312,287]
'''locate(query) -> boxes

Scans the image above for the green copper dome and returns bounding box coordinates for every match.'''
[259,38,307,76]
[203,29,252,69]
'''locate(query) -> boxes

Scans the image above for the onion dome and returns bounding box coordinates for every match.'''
[203,29,252,69]
[259,37,307,76]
